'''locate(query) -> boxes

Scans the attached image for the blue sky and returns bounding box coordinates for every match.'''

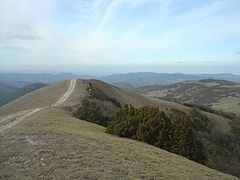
[0,0,240,75]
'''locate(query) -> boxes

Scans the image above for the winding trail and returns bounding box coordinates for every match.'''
[54,79,76,106]
[0,79,77,133]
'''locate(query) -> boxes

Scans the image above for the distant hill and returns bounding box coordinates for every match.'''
[138,79,240,115]
[0,82,19,99]
[1,72,240,88]
[1,79,239,177]
[0,83,46,106]
[0,73,93,88]
[111,82,135,89]
[100,72,240,87]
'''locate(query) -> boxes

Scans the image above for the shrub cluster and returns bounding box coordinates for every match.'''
[183,103,236,120]
[74,99,109,126]
[189,108,213,132]
[106,105,207,164]
[74,84,122,127]
[230,117,240,136]
[87,83,121,107]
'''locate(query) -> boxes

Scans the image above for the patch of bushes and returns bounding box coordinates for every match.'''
[106,105,207,164]
[183,103,237,120]
[230,117,240,136]
[87,83,121,107]
[73,99,109,126]
[205,159,216,169]
[190,108,213,132]
[209,130,240,176]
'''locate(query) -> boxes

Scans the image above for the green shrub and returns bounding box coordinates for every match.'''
[87,83,121,107]
[74,99,109,126]
[205,160,216,169]
[107,105,207,164]
[190,108,213,132]
[183,103,236,120]
[230,117,240,136]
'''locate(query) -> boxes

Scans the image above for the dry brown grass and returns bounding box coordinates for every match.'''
[211,97,240,115]
[0,107,237,180]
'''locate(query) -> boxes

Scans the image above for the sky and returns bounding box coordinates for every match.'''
[0,0,240,75]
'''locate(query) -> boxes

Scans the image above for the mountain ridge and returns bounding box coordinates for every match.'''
[1,72,240,89]
[100,72,240,87]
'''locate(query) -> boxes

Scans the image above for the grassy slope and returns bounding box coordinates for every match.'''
[0,107,237,179]
[211,97,240,115]
[0,83,46,107]
[0,80,69,116]
[0,79,89,116]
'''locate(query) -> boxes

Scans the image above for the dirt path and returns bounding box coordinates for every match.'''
[0,108,42,133]
[0,110,33,124]
[0,79,77,132]
[54,79,76,106]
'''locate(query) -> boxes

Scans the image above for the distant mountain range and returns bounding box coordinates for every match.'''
[1,72,240,106]
[1,72,240,88]
[137,79,240,115]
[100,72,240,87]
[0,73,93,88]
